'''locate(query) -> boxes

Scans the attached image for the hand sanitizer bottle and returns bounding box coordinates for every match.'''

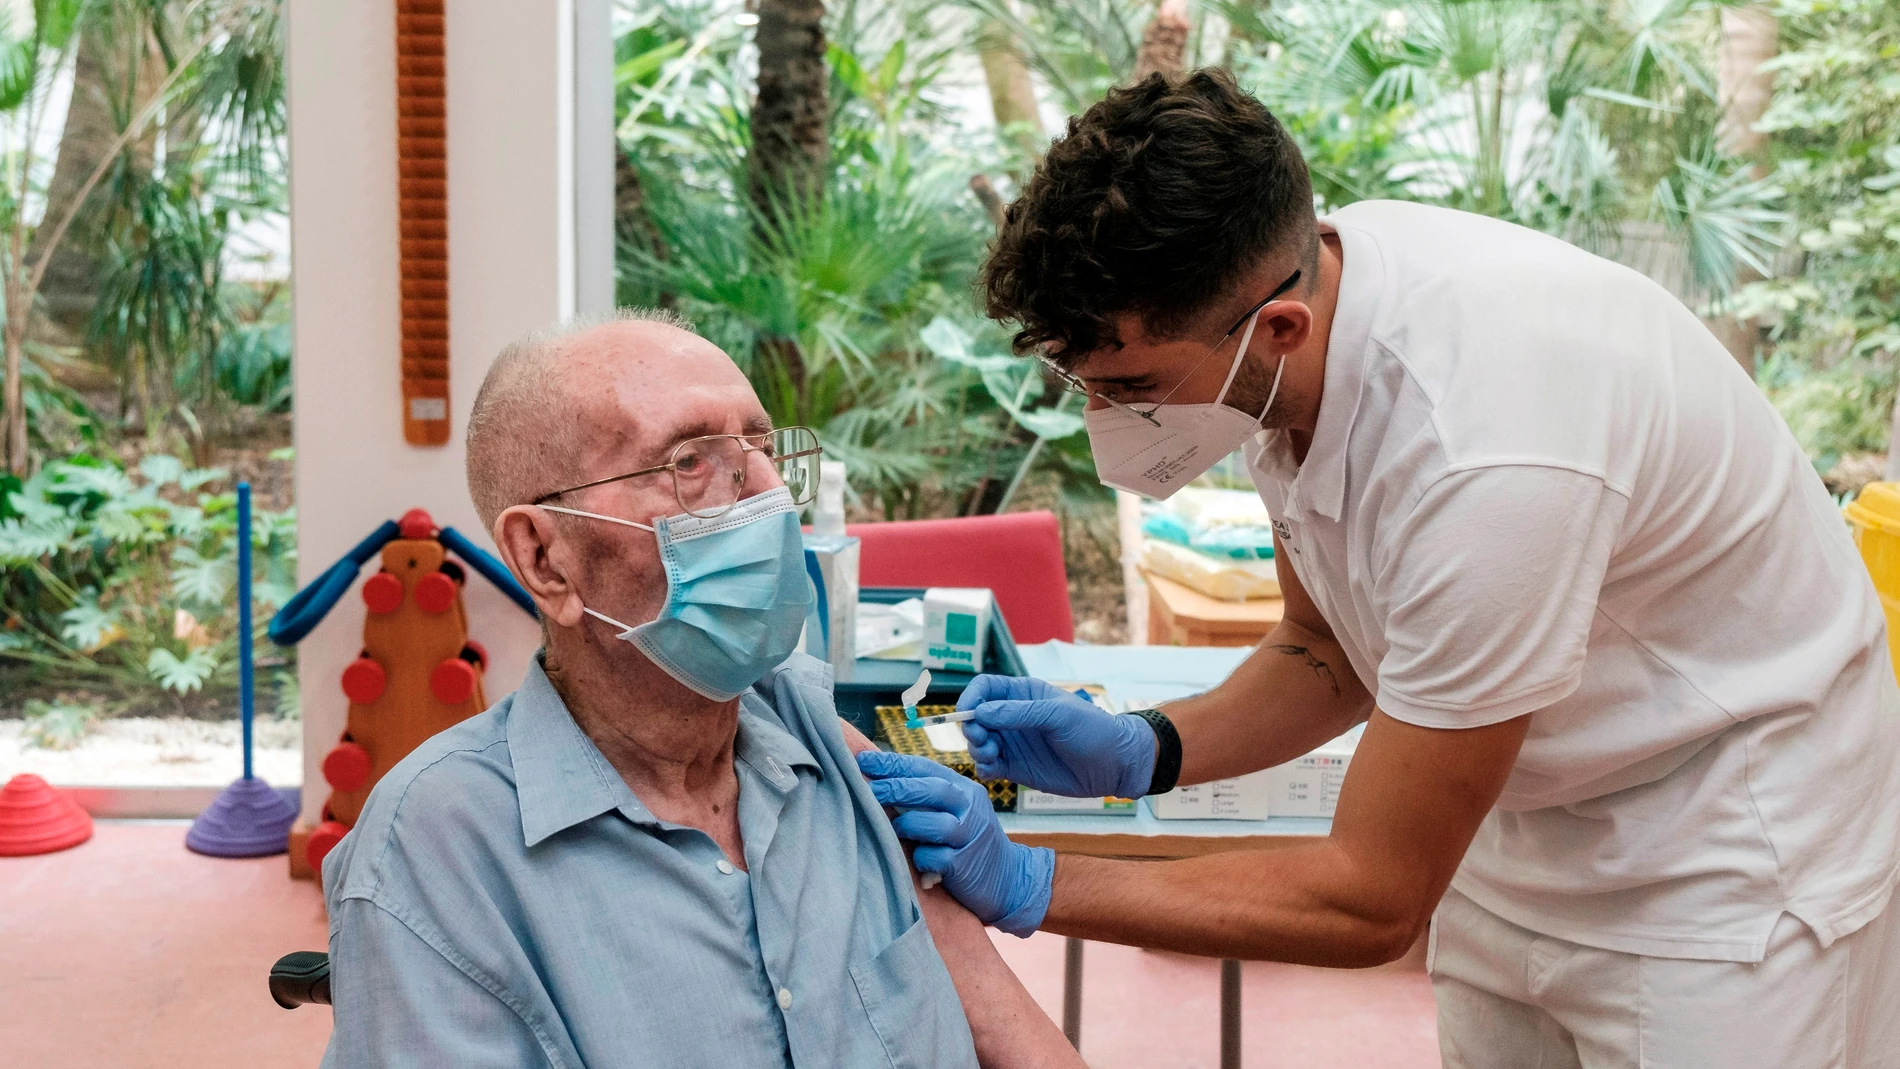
[802,461,860,681]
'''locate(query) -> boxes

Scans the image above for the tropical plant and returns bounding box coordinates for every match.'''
[1,0,286,474]
[615,0,1097,517]
[1737,0,1900,461]
[0,452,297,707]
[1223,0,1785,297]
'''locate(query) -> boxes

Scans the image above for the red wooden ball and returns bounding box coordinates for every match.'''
[430,658,476,706]
[306,820,349,872]
[414,571,457,614]
[340,657,386,705]
[398,508,436,540]
[321,742,372,793]
[361,572,404,614]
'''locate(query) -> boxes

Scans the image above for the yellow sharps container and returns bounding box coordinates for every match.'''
[1843,481,1900,674]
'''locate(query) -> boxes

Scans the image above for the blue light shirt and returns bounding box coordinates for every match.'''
[319,654,976,1069]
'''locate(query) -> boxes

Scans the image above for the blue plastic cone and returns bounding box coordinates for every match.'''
[185,776,300,857]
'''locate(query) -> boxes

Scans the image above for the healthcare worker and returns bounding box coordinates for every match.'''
[855,69,1900,1067]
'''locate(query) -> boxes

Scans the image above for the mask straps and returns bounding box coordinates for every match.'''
[1212,309,1261,409]
[581,606,640,633]
[537,504,659,635]
[537,503,657,533]
[1214,308,1286,424]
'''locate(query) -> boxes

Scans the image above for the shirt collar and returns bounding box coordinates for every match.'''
[508,657,825,847]
[1298,217,1383,522]
[508,658,637,848]
[734,690,823,793]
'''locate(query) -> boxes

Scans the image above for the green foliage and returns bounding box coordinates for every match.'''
[0,452,297,703]
[0,0,290,468]
[1759,349,1897,469]
[1226,0,1785,294]
[22,698,95,749]
[616,1,1097,517]
[1735,0,1900,460]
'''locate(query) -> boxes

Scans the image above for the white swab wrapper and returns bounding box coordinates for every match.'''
[901,669,932,722]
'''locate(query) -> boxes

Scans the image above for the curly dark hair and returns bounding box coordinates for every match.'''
[981,69,1316,362]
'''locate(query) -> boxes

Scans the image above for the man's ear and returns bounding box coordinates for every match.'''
[493,506,585,628]
[1259,300,1314,357]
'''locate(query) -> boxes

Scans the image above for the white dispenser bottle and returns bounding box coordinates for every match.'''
[801,460,860,680]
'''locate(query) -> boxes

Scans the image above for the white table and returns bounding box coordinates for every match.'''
[1005,643,1335,1069]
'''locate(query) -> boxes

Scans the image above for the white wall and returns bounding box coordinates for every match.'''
[286,0,609,823]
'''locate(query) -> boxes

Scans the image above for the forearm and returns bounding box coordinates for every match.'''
[1166,617,1373,784]
[917,883,1086,1069]
[1040,711,1530,968]
[1041,845,1418,970]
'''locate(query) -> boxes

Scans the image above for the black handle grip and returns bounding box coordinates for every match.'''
[269,951,333,1008]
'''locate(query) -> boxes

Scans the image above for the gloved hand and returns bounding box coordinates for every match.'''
[957,675,1157,799]
[857,751,1055,937]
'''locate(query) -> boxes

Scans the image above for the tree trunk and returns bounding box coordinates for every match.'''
[615,146,673,308]
[747,0,828,221]
[1132,0,1192,83]
[3,321,22,475]
[1709,5,1780,375]
[1717,6,1779,160]
[976,15,1043,161]
[30,18,166,346]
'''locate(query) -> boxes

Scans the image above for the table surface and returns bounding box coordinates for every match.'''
[1004,642,1332,857]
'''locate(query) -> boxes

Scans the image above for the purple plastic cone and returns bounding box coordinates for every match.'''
[186,776,300,857]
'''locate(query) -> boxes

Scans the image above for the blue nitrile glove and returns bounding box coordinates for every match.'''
[857,751,1055,937]
[956,675,1157,799]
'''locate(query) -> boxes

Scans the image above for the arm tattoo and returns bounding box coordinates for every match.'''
[1268,644,1341,698]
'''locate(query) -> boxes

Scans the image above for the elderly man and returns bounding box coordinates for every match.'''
[318,310,1079,1069]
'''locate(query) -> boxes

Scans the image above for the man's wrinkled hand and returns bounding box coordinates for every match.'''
[857,751,1054,937]
[956,675,1157,799]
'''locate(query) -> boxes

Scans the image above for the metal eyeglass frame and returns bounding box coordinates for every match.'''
[529,426,824,519]
[1040,268,1303,428]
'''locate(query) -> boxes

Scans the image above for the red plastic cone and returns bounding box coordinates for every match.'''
[0,773,94,856]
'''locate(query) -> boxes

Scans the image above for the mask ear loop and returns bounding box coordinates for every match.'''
[1214,308,1286,426]
[535,504,657,634]
[537,504,657,532]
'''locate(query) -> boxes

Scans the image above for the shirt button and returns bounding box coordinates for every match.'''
[777,987,793,1011]
[716,859,735,875]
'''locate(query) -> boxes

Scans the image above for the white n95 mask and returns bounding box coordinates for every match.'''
[1085,309,1284,500]
[540,486,812,701]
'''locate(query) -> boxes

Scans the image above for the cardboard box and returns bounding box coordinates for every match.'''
[1148,769,1273,820]
[1266,735,1356,818]
[1016,789,1138,815]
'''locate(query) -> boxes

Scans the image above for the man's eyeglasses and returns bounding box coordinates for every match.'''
[531,426,823,520]
[1042,268,1303,428]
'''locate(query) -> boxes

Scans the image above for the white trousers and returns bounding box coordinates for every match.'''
[1429,887,1900,1069]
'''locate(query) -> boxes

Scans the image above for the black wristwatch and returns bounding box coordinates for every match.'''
[1129,707,1182,796]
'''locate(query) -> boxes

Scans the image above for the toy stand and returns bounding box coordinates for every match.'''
[188,483,300,857]
[0,773,93,856]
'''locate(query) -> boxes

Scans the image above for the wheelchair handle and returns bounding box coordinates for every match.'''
[270,951,333,1008]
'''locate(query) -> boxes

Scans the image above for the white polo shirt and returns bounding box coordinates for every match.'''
[1245,200,1900,962]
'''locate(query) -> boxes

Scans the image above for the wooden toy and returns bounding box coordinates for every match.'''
[269,508,536,879]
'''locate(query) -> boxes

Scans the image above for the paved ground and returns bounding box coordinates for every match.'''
[0,821,1439,1068]
[0,718,302,787]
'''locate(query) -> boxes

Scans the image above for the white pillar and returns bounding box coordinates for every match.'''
[285,0,613,823]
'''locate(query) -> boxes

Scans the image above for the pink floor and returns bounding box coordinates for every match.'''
[0,821,1439,1068]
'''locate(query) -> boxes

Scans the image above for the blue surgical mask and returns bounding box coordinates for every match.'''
[541,486,812,700]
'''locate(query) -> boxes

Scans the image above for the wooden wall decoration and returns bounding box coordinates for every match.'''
[396,0,450,446]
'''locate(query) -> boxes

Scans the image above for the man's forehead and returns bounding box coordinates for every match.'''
[566,324,769,459]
